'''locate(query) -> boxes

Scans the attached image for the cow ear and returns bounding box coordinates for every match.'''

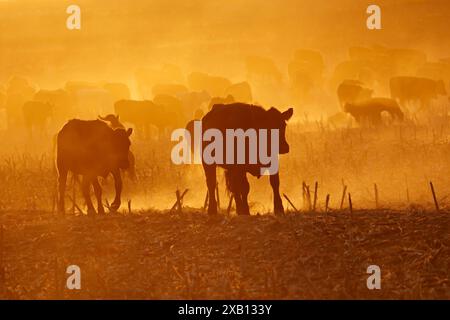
[282,108,294,121]
[126,128,133,136]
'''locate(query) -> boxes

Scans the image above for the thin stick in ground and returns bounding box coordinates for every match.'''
[429,181,440,212]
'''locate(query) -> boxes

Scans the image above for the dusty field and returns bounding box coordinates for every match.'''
[0,208,448,300]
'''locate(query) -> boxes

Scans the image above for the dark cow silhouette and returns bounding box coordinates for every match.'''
[56,119,133,215]
[344,98,404,126]
[337,80,373,110]
[390,76,447,109]
[22,101,53,136]
[193,103,293,215]
[99,114,137,181]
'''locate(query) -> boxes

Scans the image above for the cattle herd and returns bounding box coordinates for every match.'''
[0,45,450,215]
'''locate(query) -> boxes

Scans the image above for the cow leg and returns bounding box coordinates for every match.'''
[111,170,122,212]
[203,164,217,215]
[81,175,96,215]
[57,168,68,214]
[240,173,250,215]
[92,178,105,215]
[226,169,244,215]
[270,173,284,215]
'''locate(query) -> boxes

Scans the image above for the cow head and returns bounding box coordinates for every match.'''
[113,127,133,169]
[267,107,294,154]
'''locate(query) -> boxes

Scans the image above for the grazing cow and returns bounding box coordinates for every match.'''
[192,103,293,215]
[344,98,404,126]
[98,114,137,181]
[390,76,447,109]
[56,119,133,215]
[337,80,373,110]
[22,101,53,135]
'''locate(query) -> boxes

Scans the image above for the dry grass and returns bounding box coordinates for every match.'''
[0,208,448,300]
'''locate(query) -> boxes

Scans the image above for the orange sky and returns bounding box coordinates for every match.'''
[1,0,449,86]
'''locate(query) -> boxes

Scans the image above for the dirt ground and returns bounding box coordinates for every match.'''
[0,208,448,300]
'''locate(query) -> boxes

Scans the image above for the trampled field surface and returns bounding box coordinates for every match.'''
[0,209,448,299]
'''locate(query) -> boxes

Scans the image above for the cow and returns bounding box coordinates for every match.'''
[191,103,293,215]
[344,98,404,126]
[225,82,252,103]
[56,119,133,215]
[102,83,131,102]
[34,89,73,127]
[178,90,211,118]
[390,76,447,109]
[208,95,235,110]
[188,72,232,97]
[5,76,36,128]
[337,80,373,110]
[245,56,283,84]
[152,83,189,97]
[135,64,185,99]
[98,114,137,181]
[22,101,54,136]
[114,99,181,137]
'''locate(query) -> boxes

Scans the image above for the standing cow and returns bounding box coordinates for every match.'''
[22,101,54,136]
[98,114,137,181]
[56,119,133,215]
[390,76,447,109]
[193,103,293,215]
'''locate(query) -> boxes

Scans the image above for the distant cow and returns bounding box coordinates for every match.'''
[188,72,232,97]
[152,83,189,97]
[34,89,73,126]
[99,114,137,181]
[56,119,133,214]
[193,103,293,215]
[103,83,131,102]
[337,80,373,110]
[390,76,447,109]
[22,101,53,136]
[208,95,235,110]
[114,99,181,137]
[344,98,404,126]
[225,82,252,103]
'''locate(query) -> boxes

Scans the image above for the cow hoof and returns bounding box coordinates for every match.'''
[110,202,120,212]
[274,207,285,215]
[87,209,96,216]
